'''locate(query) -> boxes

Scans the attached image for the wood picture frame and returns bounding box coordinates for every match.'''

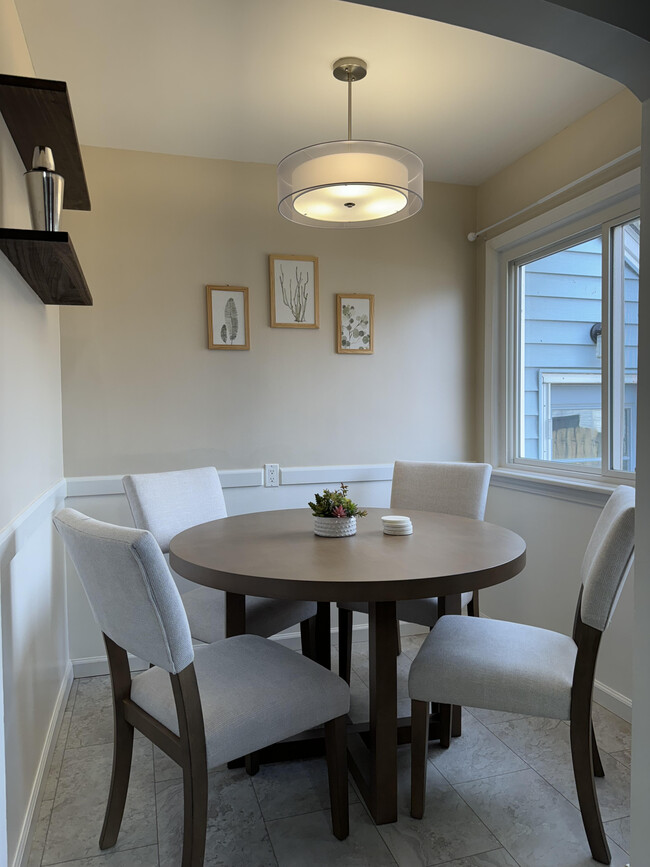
[269,254,319,328]
[336,294,374,354]
[207,285,250,350]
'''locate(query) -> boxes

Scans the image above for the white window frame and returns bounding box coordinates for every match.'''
[483,169,640,496]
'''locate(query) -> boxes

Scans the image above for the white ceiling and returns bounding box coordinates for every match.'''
[15,0,623,185]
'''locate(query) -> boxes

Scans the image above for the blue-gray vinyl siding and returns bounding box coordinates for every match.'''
[522,235,639,460]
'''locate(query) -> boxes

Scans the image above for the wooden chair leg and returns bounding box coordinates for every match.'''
[324,714,349,840]
[171,665,209,867]
[99,703,134,849]
[467,590,480,618]
[100,634,134,850]
[181,762,208,867]
[300,615,316,660]
[439,703,452,749]
[410,700,430,819]
[570,711,610,863]
[245,753,260,776]
[592,725,605,778]
[338,607,353,684]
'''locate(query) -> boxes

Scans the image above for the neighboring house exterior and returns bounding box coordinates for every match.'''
[522,222,639,470]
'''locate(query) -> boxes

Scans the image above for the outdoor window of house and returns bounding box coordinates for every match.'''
[509,213,639,478]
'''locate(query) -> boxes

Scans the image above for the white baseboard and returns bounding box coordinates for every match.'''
[72,654,148,678]
[15,662,73,867]
[594,680,632,724]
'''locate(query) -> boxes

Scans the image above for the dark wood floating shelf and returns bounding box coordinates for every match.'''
[0,229,92,305]
[0,73,90,211]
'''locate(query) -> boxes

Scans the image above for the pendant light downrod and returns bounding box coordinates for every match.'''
[332,57,367,140]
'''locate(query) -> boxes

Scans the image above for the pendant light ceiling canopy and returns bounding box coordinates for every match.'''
[277,58,424,228]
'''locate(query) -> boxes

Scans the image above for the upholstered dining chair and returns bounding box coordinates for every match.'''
[337,460,492,682]
[123,467,318,653]
[53,508,350,866]
[408,485,635,865]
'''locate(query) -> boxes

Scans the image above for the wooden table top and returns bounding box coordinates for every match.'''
[169,508,526,602]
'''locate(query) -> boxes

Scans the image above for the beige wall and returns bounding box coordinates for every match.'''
[60,146,477,476]
[476,89,642,234]
[0,2,69,864]
[474,86,641,721]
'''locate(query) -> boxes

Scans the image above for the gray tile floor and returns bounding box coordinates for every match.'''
[28,635,632,867]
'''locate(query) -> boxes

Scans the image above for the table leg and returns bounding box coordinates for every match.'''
[225,592,246,637]
[314,601,332,671]
[439,593,462,737]
[368,600,398,824]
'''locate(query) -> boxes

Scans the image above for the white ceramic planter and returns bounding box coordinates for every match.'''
[314,516,357,537]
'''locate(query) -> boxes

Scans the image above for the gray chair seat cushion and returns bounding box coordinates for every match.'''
[131,634,350,768]
[181,587,317,644]
[339,593,473,627]
[408,615,577,720]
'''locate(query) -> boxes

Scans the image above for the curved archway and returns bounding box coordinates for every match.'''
[346,1,650,862]
[345,0,650,98]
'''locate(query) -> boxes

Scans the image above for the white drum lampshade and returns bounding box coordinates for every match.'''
[278,140,423,228]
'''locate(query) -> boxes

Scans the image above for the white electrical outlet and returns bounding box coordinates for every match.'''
[264,463,279,487]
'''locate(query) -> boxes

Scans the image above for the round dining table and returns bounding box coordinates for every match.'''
[170,507,526,825]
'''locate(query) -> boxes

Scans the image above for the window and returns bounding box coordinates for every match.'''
[507,211,639,480]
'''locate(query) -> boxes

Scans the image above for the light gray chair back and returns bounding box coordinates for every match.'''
[53,508,194,674]
[123,467,227,553]
[390,461,492,519]
[580,485,635,632]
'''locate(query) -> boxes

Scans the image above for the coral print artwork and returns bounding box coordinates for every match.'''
[269,255,319,328]
[336,294,374,354]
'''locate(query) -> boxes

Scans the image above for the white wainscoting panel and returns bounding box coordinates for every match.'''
[64,466,633,722]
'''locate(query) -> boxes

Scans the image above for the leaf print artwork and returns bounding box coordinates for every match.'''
[224,297,239,344]
[207,286,250,350]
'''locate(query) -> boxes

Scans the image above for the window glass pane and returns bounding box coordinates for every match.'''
[518,236,602,467]
[610,217,639,472]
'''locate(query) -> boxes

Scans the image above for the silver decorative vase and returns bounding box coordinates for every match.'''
[24,146,64,231]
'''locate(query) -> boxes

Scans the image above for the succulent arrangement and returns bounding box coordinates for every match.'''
[308,483,368,519]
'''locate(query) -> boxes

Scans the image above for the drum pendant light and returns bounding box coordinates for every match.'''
[277,57,423,228]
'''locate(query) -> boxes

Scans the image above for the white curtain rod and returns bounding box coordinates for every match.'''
[467,146,641,242]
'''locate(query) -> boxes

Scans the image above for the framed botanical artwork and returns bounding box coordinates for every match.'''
[269,254,319,328]
[206,285,250,350]
[336,293,374,354]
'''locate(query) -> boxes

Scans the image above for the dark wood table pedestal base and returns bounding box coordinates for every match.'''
[224,593,460,825]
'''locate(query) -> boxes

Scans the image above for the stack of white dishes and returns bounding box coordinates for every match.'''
[381,515,413,535]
